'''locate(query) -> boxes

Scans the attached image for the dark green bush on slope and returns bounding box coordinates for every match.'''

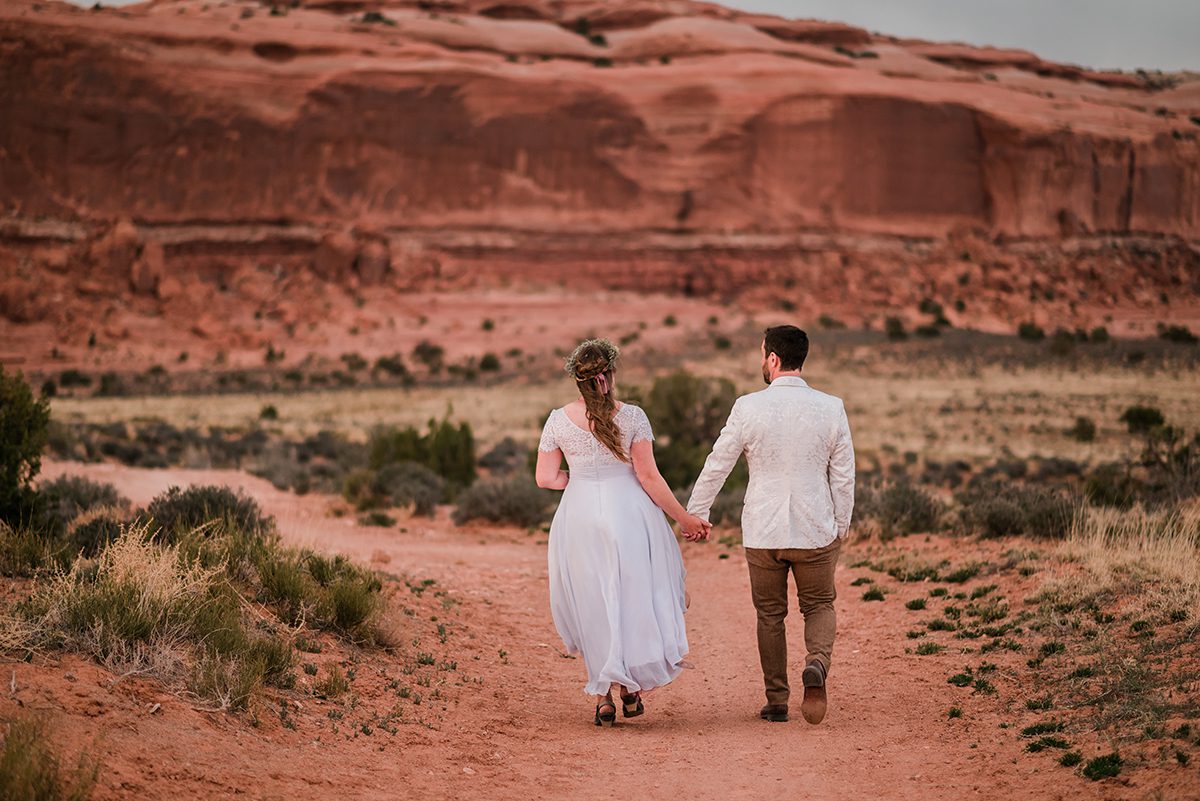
[0,367,51,521]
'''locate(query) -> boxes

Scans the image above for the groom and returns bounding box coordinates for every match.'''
[687,325,855,724]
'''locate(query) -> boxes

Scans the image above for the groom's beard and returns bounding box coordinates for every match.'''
[762,364,771,385]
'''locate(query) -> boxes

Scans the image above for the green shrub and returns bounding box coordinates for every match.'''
[452,477,553,528]
[1082,753,1122,780]
[316,664,349,698]
[479,437,525,474]
[1084,463,1139,509]
[479,353,501,372]
[634,371,746,490]
[1158,324,1198,344]
[372,462,443,516]
[884,317,907,341]
[412,340,445,373]
[340,353,368,372]
[1067,416,1096,442]
[1017,322,1045,341]
[33,476,128,537]
[1119,405,1164,434]
[58,369,92,388]
[0,716,99,801]
[259,404,279,421]
[957,483,1075,540]
[857,482,943,538]
[0,367,51,521]
[328,576,380,633]
[361,10,395,24]
[64,506,133,559]
[369,420,475,489]
[914,324,941,338]
[0,521,62,577]
[146,485,273,540]
[372,353,408,378]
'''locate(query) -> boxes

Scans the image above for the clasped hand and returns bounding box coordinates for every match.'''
[679,515,712,542]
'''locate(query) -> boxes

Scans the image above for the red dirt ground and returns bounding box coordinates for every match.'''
[2,461,1177,799]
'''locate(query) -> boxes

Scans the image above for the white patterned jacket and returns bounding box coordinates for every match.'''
[686,376,855,550]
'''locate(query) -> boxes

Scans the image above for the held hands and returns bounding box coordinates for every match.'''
[679,514,712,542]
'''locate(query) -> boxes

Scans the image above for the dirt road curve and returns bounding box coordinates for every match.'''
[32,462,1079,801]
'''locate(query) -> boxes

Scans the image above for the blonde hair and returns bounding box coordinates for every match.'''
[564,339,627,462]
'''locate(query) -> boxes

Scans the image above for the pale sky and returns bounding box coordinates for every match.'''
[723,0,1198,72]
[69,0,1198,72]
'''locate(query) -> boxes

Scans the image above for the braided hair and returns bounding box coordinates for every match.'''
[564,339,627,462]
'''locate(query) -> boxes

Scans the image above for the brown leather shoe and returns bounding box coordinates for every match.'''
[800,662,827,724]
[759,704,788,723]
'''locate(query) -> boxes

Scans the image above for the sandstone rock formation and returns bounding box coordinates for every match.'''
[0,0,1197,360]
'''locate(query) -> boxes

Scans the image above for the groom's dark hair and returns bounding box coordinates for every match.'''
[763,325,809,370]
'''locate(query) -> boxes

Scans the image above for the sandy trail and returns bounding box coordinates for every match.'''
[32,461,1079,801]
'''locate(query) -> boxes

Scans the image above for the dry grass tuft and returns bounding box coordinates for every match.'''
[0,716,99,801]
[1055,500,1200,622]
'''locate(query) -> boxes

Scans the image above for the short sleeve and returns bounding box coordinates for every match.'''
[538,411,559,452]
[629,405,654,444]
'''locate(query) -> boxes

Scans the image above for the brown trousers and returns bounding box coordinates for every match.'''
[745,538,842,706]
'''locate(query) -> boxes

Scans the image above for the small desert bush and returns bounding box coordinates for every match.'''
[0,521,64,577]
[478,437,526,474]
[1158,324,1197,345]
[1119,405,1164,434]
[1067,416,1097,442]
[1017,322,1045,341]
[63,505,135,559]
[0,716,99,801]
[368,420,475,490]
[857,481,943,538]
[631,371,746,490]
[956,482,1075,540]
[0,366,51,521]
[371,462,443,516]
[1084,463,1140,509]
[452,476,554,528]
[146,485,273,541]
[412,340,445,373]
[33,476,129,537]
[316,664,349,698]
[252,547,383,640]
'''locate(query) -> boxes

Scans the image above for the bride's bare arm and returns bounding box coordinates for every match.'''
[535,447,570,490]
[630,440,709,535]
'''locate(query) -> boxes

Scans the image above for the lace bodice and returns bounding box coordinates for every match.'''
[538,404,654,475]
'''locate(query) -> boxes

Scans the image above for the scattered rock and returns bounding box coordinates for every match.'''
[312,231,357,281]
[89,219,141,278]
[356,239,390,285]
[130,240,165,294]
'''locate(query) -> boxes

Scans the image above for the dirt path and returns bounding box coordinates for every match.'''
[29,461,1090,801]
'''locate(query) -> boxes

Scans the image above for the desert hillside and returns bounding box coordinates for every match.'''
[1,0,1199,376]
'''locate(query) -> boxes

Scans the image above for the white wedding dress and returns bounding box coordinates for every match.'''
[538,403,690,696]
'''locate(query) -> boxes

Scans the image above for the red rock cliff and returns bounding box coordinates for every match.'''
[1,0,1197,239]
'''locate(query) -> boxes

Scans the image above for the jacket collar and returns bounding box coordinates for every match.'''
[769,375,809,389]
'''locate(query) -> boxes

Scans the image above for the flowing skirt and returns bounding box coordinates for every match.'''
[547,470,689,696]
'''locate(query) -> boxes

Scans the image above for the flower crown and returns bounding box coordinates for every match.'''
[564,338,620,381]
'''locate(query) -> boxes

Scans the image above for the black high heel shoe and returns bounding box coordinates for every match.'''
[620,691,644,718]
[594,697,616,727]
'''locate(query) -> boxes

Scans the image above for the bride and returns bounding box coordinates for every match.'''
[535,338,711,727]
